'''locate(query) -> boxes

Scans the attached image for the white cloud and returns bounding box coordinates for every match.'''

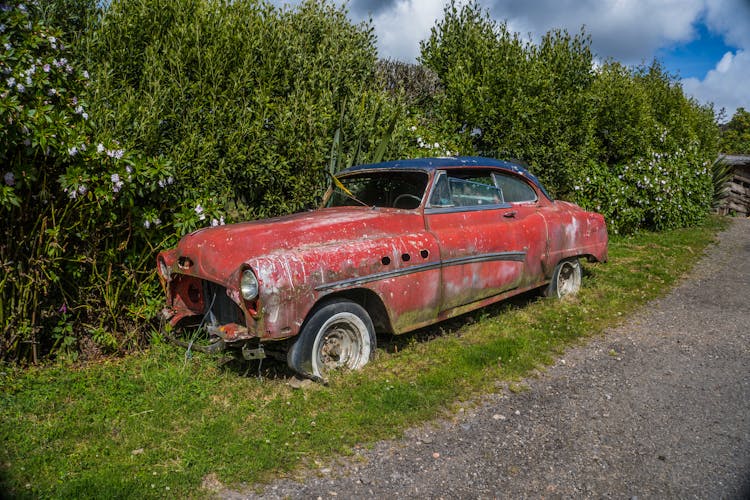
[490,0,704,65]
[682,49,750,119]
[367,0,447,62]
[715,51,733,73]
[704,0,750,49]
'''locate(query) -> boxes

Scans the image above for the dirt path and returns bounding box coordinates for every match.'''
[233,218,750,499]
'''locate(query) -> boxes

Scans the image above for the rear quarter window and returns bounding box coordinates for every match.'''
[494,172,537,203]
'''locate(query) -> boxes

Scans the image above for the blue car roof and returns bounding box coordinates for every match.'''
[340,156,552,200]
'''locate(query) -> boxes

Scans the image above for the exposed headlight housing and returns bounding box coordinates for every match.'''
[240,269,259,300]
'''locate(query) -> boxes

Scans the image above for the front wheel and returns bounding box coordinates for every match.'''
[545,258,582,298]
[287,300,375,379]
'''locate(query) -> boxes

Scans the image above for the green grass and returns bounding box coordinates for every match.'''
[0,216,729,498]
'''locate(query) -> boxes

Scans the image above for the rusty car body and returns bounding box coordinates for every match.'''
[157,157,608,378]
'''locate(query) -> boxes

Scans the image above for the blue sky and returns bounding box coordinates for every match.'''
[658,21,737,79]
[273,0,749,121]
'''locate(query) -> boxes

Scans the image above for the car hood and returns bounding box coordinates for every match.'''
[163,207,423,285]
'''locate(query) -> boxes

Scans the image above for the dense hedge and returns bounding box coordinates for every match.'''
[1,0,721,362]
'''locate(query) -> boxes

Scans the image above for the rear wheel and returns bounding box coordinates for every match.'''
[287,300,375,379]
[545,258,582,298]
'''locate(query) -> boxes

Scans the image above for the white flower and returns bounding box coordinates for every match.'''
[4,172,15,186]
[3,43,10,51]
[78,184,87,195]
[82,70,89,79]
[16,83,25,92]
[68,146,78,156]
[81,112,88,120]
[410,125,417,132]
[195,204,203,215]
[167,176,174,185]
[211,218,220,227]
[125,166,132,174]
[106,149,124,159]
[6,77,15,87]
[143,220,151,229]
[97,143,105,153]
[433,142,440,149]
[111,173,124,192]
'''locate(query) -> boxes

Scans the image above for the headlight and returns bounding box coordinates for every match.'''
[240,269,259,300]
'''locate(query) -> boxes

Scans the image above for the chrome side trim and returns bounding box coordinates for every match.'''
[315,251,526,292]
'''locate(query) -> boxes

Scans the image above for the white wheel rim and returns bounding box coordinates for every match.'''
[312,312,371,376]
[557,261,581,297]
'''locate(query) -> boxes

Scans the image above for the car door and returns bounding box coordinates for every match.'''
[492,170,550,281]
[424,169,531,312]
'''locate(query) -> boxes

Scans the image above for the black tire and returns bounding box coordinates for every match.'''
[545,258,582,298]
[287,299,375,379]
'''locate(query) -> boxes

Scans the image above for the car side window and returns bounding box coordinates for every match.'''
[428,171,504,208]
[429,172,453,207]
[493,172,537,203]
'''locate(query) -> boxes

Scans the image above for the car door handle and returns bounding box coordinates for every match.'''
[503,211,517,218]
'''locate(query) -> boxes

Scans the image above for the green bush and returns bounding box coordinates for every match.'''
[0,2,175,361]
[576,62,718,233]
[720,107,750,153]
[420,1,597,195]
[88,0,388,219]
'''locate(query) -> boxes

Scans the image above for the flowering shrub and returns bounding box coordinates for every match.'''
[0,2,222,362]
[574,148,713,235]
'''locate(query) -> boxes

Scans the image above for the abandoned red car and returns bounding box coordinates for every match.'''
[157,157,608,379]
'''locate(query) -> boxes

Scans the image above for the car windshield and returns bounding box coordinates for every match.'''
[327,171,429,209]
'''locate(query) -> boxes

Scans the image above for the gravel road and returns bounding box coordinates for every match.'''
[229,218,750,499]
